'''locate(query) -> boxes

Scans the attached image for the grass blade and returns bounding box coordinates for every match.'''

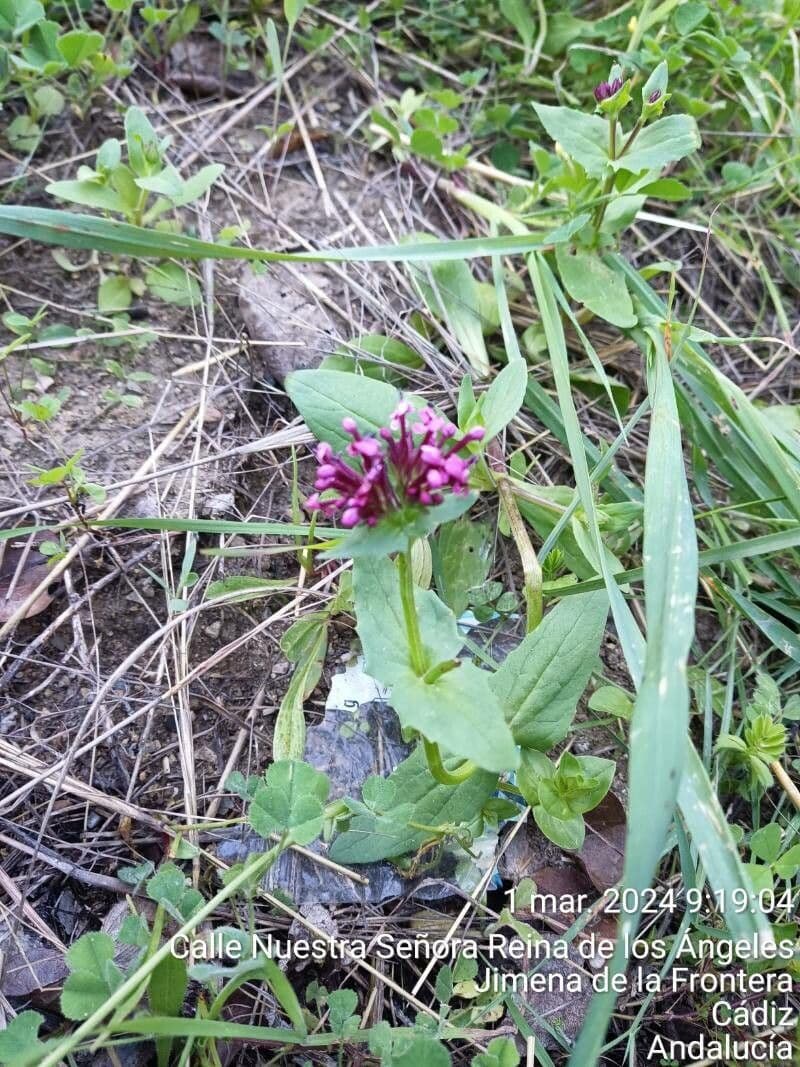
[0,206,583,265]
[569,324,698,1066]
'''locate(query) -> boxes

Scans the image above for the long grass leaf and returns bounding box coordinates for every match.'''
[0,206,583,265]
[617,255,800,520]
[528,253,645,671]
[569,323,698,1066]
[548,527,800,597]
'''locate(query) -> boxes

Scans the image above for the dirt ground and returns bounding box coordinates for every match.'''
[1,24,795,1065]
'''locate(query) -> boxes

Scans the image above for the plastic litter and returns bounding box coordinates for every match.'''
[217,655,499,903]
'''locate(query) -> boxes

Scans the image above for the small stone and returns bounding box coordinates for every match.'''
[204,620,222,639]
[238,265,338,383]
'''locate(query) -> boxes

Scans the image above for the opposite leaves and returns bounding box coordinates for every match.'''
[353,556,518,773]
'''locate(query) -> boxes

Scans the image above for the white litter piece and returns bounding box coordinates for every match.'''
[325,655,391,711]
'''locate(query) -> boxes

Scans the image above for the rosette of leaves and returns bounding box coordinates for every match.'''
[517,748,615,850]
[716,674,788,796]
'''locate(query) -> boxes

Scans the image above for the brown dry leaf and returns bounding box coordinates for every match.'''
[576,792,626,892]
[524,865,595,924]
[0,538,55,622]
[0,928,68,998]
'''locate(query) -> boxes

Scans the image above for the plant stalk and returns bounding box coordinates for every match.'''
[398,547,428,676]
[423,739,478,786]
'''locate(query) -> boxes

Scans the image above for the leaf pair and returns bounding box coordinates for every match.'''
[353,556,518,773]
[330,746,497,864]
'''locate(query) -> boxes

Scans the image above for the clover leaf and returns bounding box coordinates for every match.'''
[61,932,124,1020]
[248,760,330,846]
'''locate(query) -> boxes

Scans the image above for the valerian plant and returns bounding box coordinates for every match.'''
[285,366,612,859]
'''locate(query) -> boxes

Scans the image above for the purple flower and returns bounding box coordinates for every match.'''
[306,403,484,528]
[593,77,623,103]
[648,89,662,103]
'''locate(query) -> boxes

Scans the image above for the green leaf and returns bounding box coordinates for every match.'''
[533,104,609,176]
[555,246,636,329]
[145,262,201,306]
[490,591,608,749]
[56,29,104,66]
[533,805,585,850]
[724,585,800,663]
[284,0,309,30]
[248,760,329,845]
[639,178,691,201]
[0,1011,46,1066]
[98,275,133,313]
[205,575,291,601]
[0,0,44,36]
[330,746,497,863]
[435,964,453,1004]
[353,556,516,770]
[588,684,633,719]
[327,988,359,1036]
[61,933,124,1020]
[614,114,701,174]
[172,163,225,206]
[392,1036,452,1067]
[774,844,800,880]
[149,953,188,1067]
[673,2,708,35]
[0,205,586,266]
[749,824,782,865]
[32,85,64,117]
[392,660,519,773]
[362,775,396,812]
[570,369,631,413]
[410,128,443,160]
[273,620,327,761]
[280,612,330,659]
[149,953,188,1016]
[147,862,187,909]
[285,369,399,454]
[408,237,491,376]
[135,164,184,199]
[353,555,462,682]
[265,17,282,76]
[117,858,154,887]
[7,115,41,153]
[499,0,534,51]
[46,178,126,213]
[476,359,528,439]
[432,518,492,617]
[125,107,161,176]
[473,1036,521,1066]
[569,326,699,1067]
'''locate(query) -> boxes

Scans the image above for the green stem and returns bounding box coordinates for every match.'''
[398,547,427,676]
[495,473,542,632]
[422,658,460,684]
[591,117,619,233]
[423,738,478,786]
[627,0,655,52]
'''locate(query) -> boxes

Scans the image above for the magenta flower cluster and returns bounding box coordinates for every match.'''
[307,403,484,528]
[594,77,623,102]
